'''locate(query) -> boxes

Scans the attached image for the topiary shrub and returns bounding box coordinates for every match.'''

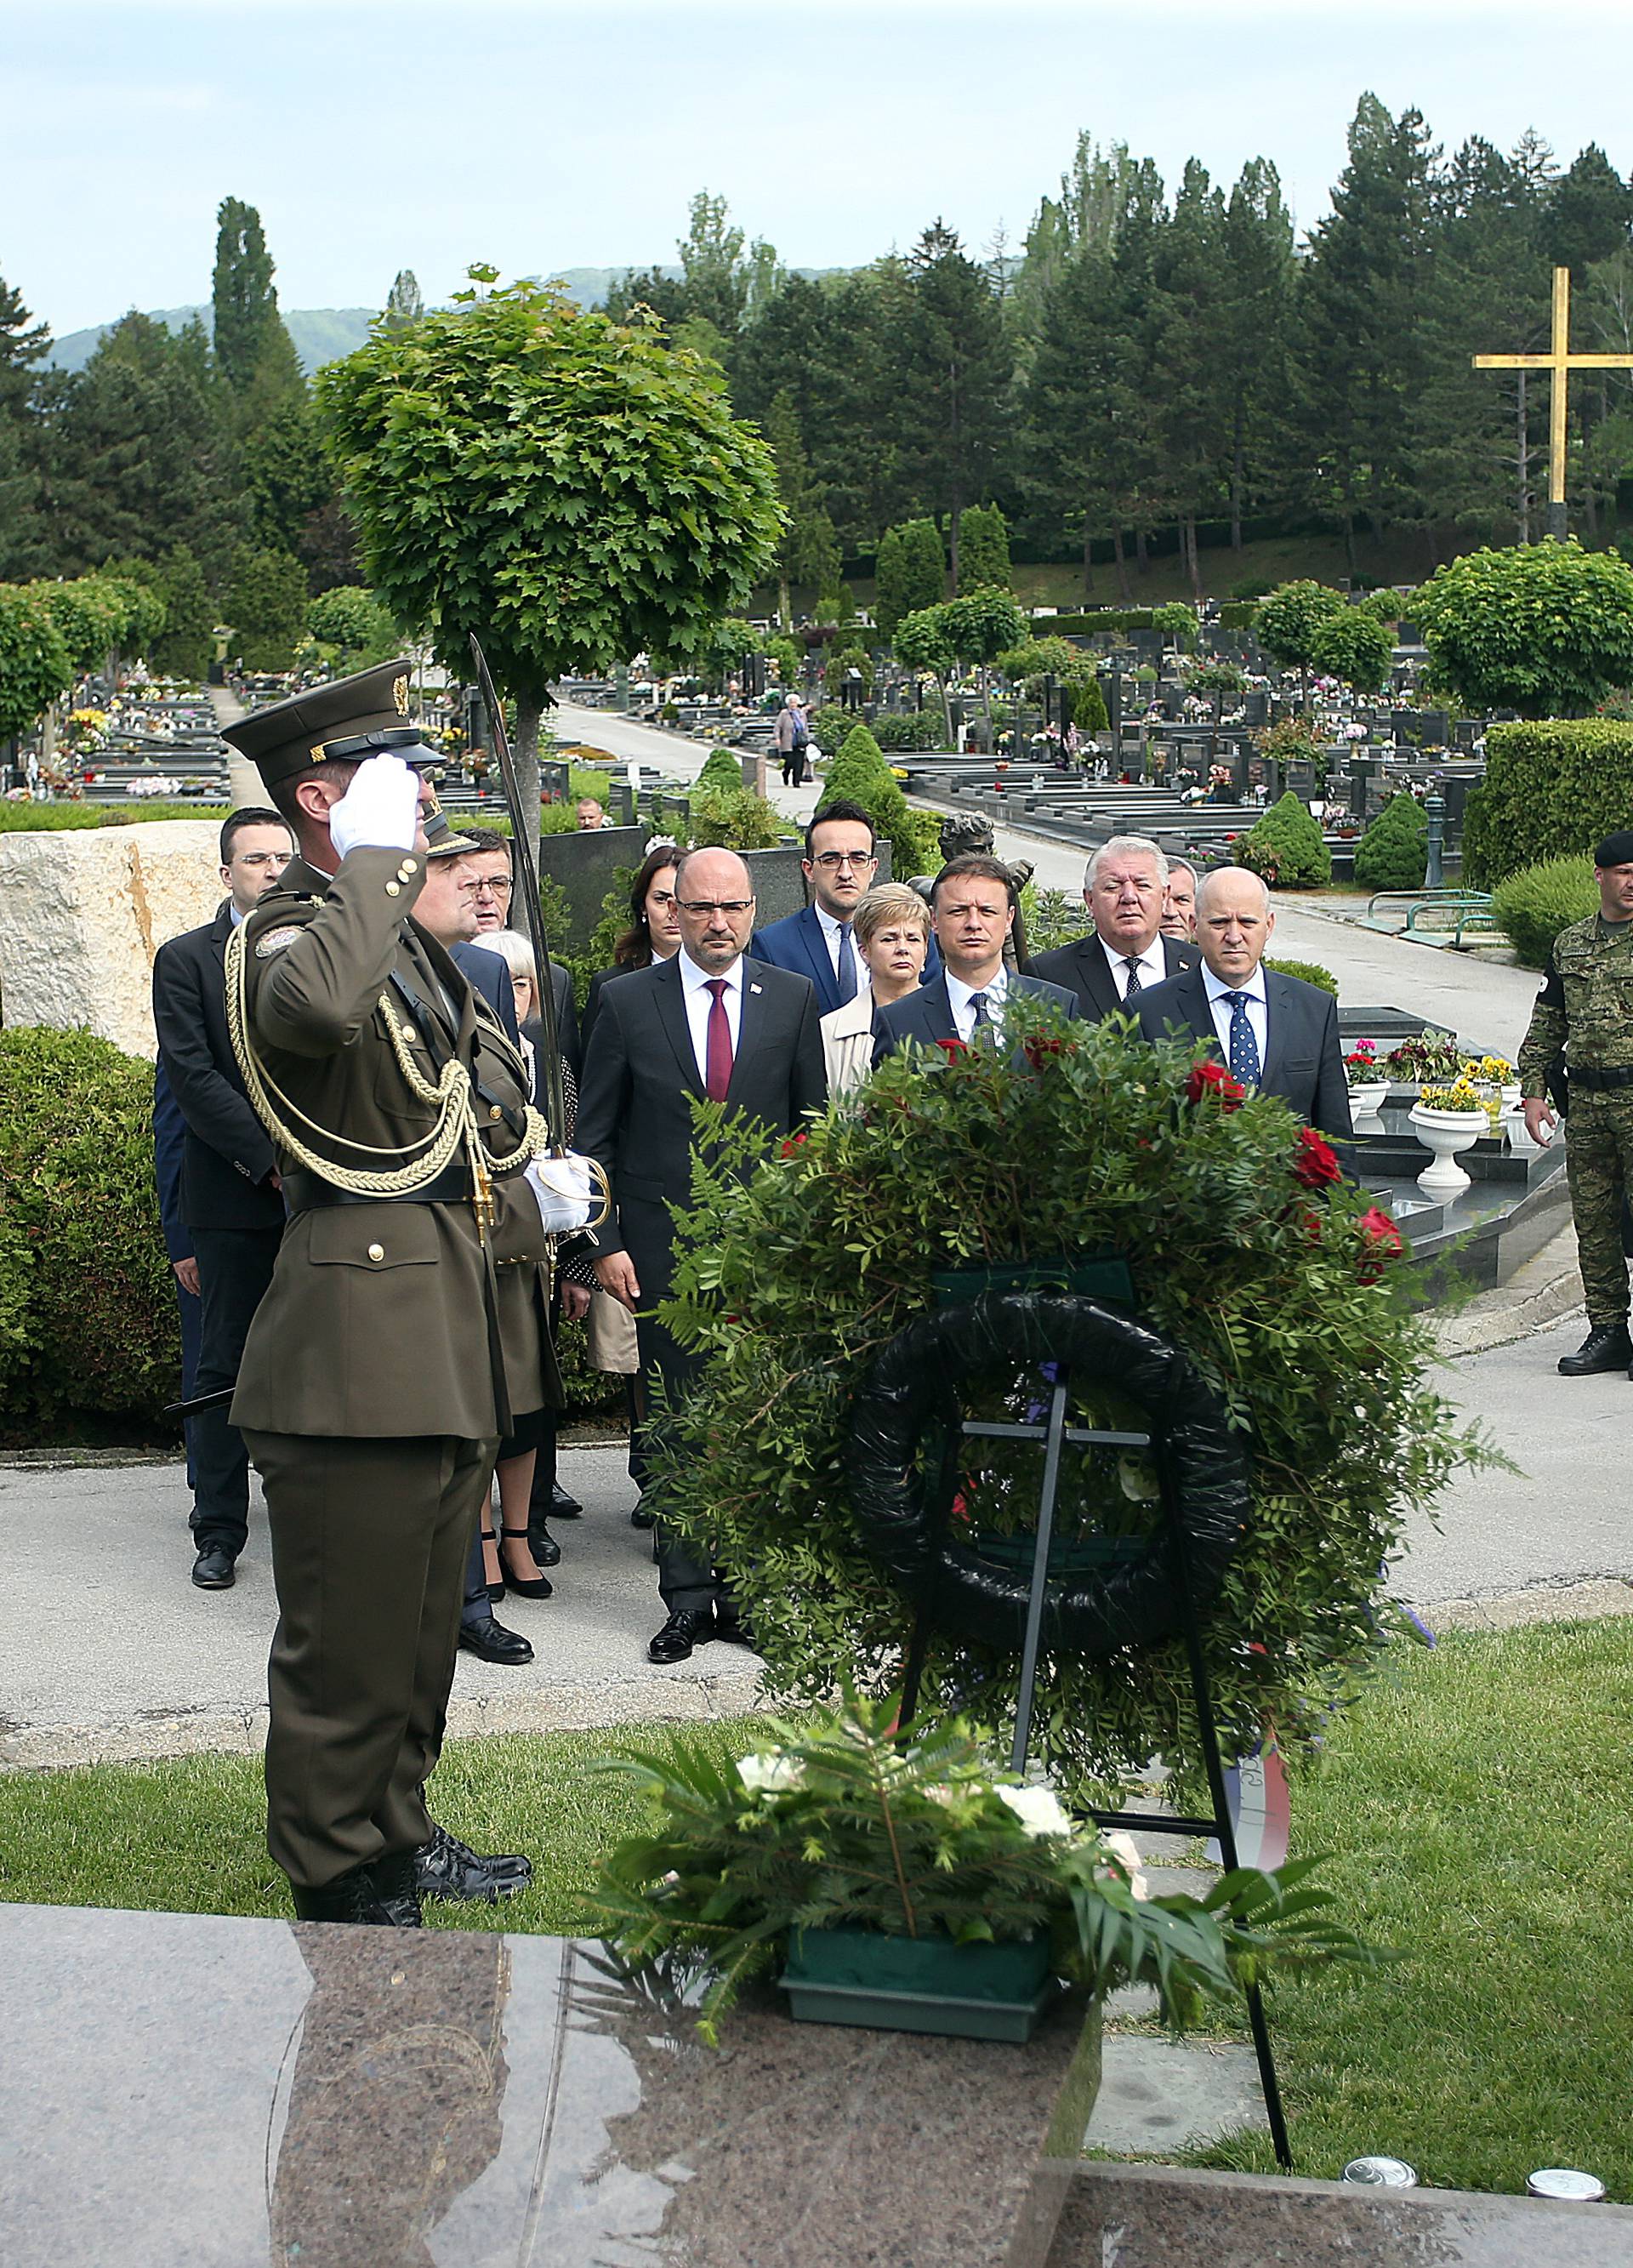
[1265,956,1339,996]
[650,1008,1474,1797]
[1460,720,1633,888]
[1490,856,1599,969]
[1073,678,1109,734]
[820,724,939,875]
[0,1028,181,1440]
[696,746,745,795]
[688,784,787,851]
[1238,790,1332,888]
[1354,794,1428,892]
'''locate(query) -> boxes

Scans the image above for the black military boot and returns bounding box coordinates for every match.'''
[366,1849,426,1926]
[414,1821,534,1903]
[1557,1321,1633,1376]
[291,1859,420,1926]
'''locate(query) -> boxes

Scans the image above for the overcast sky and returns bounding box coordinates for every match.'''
[9,0,1632,338]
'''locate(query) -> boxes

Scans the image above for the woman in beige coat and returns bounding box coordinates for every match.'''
[820,884,931,1095]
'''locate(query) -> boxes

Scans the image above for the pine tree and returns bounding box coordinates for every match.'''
[0,270,52,578]
[956,504,1010,594]
[211,197,303,417]
[875,518,946,640]
[1218,160,1297,550]
[897,222,1011,588]
[382,269,424,334]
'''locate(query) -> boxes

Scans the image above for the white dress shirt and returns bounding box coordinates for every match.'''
[678,949,745,1082]
[815,901,869,992]
[1098,933,1166,1000]
[1202,962,1268,1074]
[946,966,1010,1043]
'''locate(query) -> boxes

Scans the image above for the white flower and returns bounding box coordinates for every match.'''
[1098,1830,1151,1900]
[737,1751,805,1798]
[995,1783,1073,1839]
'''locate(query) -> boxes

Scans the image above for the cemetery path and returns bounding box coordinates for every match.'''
[1,1314,1625,1765]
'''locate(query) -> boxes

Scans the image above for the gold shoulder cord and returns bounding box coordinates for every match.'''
[224,919,550,1226]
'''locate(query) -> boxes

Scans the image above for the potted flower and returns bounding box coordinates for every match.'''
[1382,1029,1463,1094]
[1343,1040,1390,1120]
[594,1690,1373,2050]
[1408,1079,1487,1194]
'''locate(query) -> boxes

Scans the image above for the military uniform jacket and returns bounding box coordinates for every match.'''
[1516,915,1633,1096]
[229,848,555,1440]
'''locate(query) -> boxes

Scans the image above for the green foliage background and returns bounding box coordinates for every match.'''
[1414,540,1633,719]
[1490,855,1600,968]
[1353,793,1428,892]
[1238,789,1333,887]
[651,1012,1474,1798]
[1460,719,1633,886]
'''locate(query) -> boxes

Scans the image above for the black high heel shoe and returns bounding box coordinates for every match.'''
[498,1526,553,1599]
[481,1526,505,1602]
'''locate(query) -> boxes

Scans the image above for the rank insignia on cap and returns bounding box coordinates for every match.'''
[255,926,302,959]
[393,673,410,716]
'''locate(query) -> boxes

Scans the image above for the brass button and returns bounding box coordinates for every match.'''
[367,1242,385,1262]
[489,1104,504,1120]
[400,858,418,877]
[385,881,401,898]
[402,1026,419,1047]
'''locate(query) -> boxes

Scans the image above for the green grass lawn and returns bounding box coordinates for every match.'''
[2,1622,1629,2197]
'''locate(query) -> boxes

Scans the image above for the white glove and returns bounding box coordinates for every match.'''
[329,753,420,860]
[526,1151,598,1233]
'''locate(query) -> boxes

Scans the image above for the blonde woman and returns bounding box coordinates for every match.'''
[821,884,930,1094]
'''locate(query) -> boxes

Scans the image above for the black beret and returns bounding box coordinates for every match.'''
[219,660,431,790]
[1593,830,1633,869]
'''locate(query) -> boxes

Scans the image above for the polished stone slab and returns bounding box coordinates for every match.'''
[1047,2162,1633,2265]
[0,1902,1101,2268]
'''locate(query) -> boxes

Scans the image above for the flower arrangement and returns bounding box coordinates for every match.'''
[1383,1029,1463,1084]
[1343,1040,1382,1090]
[650,1006,1477,1798]
[1417,1080,1486,1114]
[594,1690,1375,2042]
[1462,1054,1512,1086]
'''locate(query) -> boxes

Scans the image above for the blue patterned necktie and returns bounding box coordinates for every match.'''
[969,990,990,1031]
[1227,989,1260,1087]
[835,923,858,1006]
[1122,957,1144,1000]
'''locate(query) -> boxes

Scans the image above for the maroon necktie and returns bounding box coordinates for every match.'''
[704,977,733,1101]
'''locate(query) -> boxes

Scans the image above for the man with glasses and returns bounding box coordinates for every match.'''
[750,799,882,1015]
[458,827,579,1075]
[578,845,827,1661]
[151,806,295,1591]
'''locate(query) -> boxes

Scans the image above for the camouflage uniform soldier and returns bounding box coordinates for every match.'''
[1517,829,1633,1376]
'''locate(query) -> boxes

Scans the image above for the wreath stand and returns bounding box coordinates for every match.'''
[852,1272,1294,2169]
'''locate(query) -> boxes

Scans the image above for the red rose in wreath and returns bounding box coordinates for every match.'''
[934,1036,969,1058]
[779,1131,808,1159]
[1185,1059,1246,1110]
[1357,1205,1404,1282]
[1292,1127,1342,1188]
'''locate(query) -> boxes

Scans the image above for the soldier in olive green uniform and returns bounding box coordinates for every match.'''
[220,664,564,1924]
[1517,829,1633,1377]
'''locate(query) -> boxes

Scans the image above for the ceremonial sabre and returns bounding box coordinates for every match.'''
[469,635,569,1156]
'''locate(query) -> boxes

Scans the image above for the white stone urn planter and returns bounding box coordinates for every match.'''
[1408,1104,1484,1196]
[1347,1080,1391,1120]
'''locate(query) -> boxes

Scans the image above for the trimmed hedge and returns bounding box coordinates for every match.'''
[1238,791,1332,888]
[1354,793,1428,892]
[1461,721,1633,888]
[1490,857,1599,970]
[1265,955,1339,996]
[0,802,232,832]
[1027,601,1257,636]
[820,725,940,875]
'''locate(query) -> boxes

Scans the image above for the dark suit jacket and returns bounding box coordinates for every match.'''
[873,970,1082,1060]
[751,903,941,1012]
[575,954,828,1331]
[151,1060,191,1264]
[451,943,578,1072]
[151,901,285,1234]
[1135,964,1355,1142]
[1027,931,1199,1023]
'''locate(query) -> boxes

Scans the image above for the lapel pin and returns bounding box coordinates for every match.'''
[750,983,763,994]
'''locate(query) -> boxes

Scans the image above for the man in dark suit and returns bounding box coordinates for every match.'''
[459,826,579,1077]
[151,807,294,1589]
[1028,835,1199,1019]
[749,799,879,1015]
[151,1062,201,1490]
[578,845,828,1662]
[875,854,1080,1057]
[1135,866,1353,1143]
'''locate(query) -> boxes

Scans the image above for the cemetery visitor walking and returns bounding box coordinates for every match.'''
[219,661,574,1927]
[1517,829,1633,1377]
[150,808,294,1593]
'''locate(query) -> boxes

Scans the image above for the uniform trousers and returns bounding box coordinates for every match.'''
[1565,1091,1633,1324]
[244,1429,497,1891]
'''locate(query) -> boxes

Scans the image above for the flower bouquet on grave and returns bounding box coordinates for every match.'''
[1343,1040,1390,1118]
[1382,1029,1462,1093]
[1408,1080,1488,1194]
[592,1689,1378,2048]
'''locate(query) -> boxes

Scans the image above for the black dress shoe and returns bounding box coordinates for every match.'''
[648,1609,715,1664]
[458,1616,534,1666]
[191,1544,236,1590]
[1558,1321,1633,1376]
[630,1503,656,1531]
[714,1611,758,1650]
[529,1520,561,1567]
[549,1481,583,1519]
[291,1857,421,1927]
[415,1822,534,1902]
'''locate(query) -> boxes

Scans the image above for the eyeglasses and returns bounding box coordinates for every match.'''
[810,851,877,872]
[234,852,290,869]
[676,899,755,916]
[454,877,512,900]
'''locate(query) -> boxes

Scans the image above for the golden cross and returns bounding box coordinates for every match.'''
[1474,265,1633,538]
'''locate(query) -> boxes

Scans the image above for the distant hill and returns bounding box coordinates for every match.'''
[43,266,838,375]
